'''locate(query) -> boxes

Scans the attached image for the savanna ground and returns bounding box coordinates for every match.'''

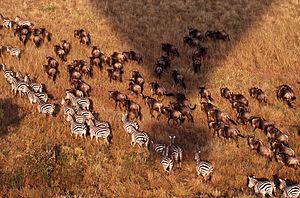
[0,0,299,197]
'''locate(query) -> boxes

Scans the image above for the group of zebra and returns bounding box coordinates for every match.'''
[0,63,56,116]
[247,175,299,198]
[121,113,213,180]
[61,92,112,143]
[0,13,52,48]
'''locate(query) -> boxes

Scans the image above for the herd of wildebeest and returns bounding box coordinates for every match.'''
[0,14,299,197]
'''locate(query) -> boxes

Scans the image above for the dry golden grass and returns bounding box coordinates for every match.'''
[0,0,299,197]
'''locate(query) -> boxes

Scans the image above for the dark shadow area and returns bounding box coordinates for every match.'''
[89,0,274,83]
[0,98,26,136]
[88,0,276,154]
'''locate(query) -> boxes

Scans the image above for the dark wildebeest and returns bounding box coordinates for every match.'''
[162,43,180,57]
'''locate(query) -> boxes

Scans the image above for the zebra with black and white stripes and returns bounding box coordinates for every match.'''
[279,178,300,198]
[66,114,87,138]
[6,46,21,59]
[0,14,13,29]
[36,98,56,116]
[168,135,183,168]
[130,128,149,148]
[65,91,90,110]
[10,77,30,97]
[247,176,276,197]
[161,145,174,175]
[77,109,95,120]
[93,119,110,128]
[30,82,43,93]
[150,140,166,155]
[34,92,48,103]
[86,119,112,144]
[14,16,34,27]
[27,90,39,104]
[194,150,213,181]
[121,113,139,135]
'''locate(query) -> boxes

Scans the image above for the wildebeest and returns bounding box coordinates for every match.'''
[43,64,59,82]
[162,43,179,57]
[107,68,123,82]
[276,84,296,108]
[123,50,143,65]
[249,87,267,103]
[143,96,164,120]
[220,87,232,99]
[71,79,91,97]
[123,99,142,120]
[162,106,185,126]
[150,82,173,98]
[198,87,213,101]
[205,30,230,41]
[172,70,186,89]
[109,90,128,110]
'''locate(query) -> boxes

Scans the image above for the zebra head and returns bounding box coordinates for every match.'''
[194,150,201,162]
[121,113,128,123]
[278,178,287,190]
[247,176,258,188]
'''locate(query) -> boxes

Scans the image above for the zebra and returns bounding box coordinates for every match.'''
[66,114,87,138]
[14,16,34,27]
[10,77,30,97]
[194,150,213,181]
[73,114,86,124]
[279,178,300,198]
[150,140,166,155]
[29,82,43,93]
[65,91,90,110]
[34,92,48,103]
[77,109,95,120]
[27,90,39,104]
[6,46,21,59]
[130,128,149,148]
[121,113,139,135]
[0,14,13,29]
[247,176,276,197]
[36,98,56,116]
[86,119,112,144]
[161,145,174,175]
[93,119,110,128]
[168,135,183,168]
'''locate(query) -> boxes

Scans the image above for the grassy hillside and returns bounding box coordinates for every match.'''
[0,0,299,197]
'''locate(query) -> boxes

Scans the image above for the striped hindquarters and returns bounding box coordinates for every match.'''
[161,156,174,175]
[131,131,149,147]
[90,124,112,144]
[196,161,213,178]
[2,19,13,29]
[34,92,48,102]
[152,143,166,154]
[283,185,300,198]
[254,181,276,197]
[75,97,90,110]
[38,102,55,116]
[123,120,139,134]
[30,83,43,93]
[70,121,87,138]
[170,144,182,167]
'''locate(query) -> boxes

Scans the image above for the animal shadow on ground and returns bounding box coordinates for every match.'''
[0,98,27,136]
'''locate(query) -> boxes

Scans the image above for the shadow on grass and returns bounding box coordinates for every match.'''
[0,98,26,137]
